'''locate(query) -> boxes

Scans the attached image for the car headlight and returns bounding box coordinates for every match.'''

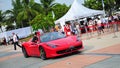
[47,44,58,48]
[77,36,81,41]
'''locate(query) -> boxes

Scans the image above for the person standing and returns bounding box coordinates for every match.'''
[12,33,21,50]
[97,18,104,34]
[113,14,119,32]
[75,22,81,37]
[64,25,67,36]
[3,37,7,46]
[58,26,64,34]
[66,24,71,36]
[88,19,94,37]
[32,32,39,43]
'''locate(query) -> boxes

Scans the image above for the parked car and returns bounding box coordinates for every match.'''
[22,32,84,60]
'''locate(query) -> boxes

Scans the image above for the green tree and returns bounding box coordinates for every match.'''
[84,0,117,15]
[30,0,56,31]
[104,0,116,15]
[4,0,39,29]
[30,1,70,31]
[0,10,4,32]
[6,24,15,31]
[4,0,23,28]
[52,3,70,20]
[84,0,102,10]
[31,2,43,14]
[115,0,120,11]
[3,0,70,32]
[30,13,54,32]
[40,0,55,15]
[17,0,39,28]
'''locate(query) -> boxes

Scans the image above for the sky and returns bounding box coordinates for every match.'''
[0,0,84,12]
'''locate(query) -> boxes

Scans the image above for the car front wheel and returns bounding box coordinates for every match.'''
[39,47,46,60]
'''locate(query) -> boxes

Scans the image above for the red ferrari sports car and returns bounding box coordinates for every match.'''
[22,32,83,60]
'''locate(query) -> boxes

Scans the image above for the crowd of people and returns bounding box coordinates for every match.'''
[51,14,120,38]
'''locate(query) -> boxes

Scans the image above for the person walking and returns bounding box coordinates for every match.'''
[12,33,21,50]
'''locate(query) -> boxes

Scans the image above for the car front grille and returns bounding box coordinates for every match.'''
[57,45,82,54]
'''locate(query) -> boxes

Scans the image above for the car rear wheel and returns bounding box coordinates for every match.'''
[40,47,46,60]
[22,47,29,58]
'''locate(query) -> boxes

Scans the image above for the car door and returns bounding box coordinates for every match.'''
[29,42,39,56]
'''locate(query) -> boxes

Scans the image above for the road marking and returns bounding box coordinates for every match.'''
[42,55,111,68]
[91,43,120,54]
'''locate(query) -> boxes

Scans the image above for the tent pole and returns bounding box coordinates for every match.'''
[102,0,105,17]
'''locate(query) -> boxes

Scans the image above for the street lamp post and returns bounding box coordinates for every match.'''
[102,0,105,17]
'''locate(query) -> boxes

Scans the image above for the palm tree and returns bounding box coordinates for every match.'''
[0,10,4,32]
[4,0,23,28]
[52,3,70,20]
[17,0,39,27]
[104,0,117,15]
[115,0,120,11]
[40,0,56,15]
[30,0,56,31]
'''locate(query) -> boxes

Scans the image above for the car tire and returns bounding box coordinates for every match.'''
[39,47,46,60]
[22,47,29,58]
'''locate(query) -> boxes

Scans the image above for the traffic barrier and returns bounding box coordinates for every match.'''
[63,20,120,38]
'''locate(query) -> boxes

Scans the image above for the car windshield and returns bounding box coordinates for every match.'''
[40,32,66,42]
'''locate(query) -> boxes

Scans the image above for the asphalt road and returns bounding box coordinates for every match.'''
[0,31,120,68]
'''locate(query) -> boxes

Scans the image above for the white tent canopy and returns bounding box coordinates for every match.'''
[55,0,104,27]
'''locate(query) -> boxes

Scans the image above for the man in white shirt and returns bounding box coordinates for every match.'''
[12,33,21,50]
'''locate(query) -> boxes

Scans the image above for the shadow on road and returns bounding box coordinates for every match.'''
[51,51,83,60]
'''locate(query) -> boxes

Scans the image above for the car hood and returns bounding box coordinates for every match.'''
[46,36,77,47]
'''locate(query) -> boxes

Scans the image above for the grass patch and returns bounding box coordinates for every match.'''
[20,34,33,42]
